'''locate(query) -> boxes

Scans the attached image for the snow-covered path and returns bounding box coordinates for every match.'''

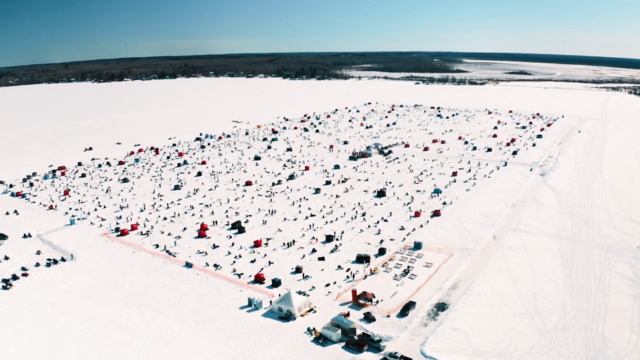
[423,91,640,360]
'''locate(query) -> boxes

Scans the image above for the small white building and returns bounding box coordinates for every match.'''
[320,325,342,342]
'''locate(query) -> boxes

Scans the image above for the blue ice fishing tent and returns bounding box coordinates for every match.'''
[433,188,442,195]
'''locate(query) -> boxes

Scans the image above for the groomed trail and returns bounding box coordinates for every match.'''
[423,93,640,359]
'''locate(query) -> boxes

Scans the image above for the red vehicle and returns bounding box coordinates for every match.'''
[345,338,368,352]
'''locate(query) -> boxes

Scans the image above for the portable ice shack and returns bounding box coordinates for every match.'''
[254,273,265,284]
[355,253,371,264]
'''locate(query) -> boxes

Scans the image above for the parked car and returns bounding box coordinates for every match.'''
[345,338,368,352]
[382,351,413,360]
[399,300,416,316]
[358,332,386,351]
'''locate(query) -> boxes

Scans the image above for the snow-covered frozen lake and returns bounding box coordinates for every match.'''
[0,76,638,360]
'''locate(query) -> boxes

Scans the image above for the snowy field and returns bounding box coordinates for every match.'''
[0,77,639,360]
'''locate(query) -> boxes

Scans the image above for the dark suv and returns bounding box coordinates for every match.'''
[399,300,416,316]
[345,338,368,352]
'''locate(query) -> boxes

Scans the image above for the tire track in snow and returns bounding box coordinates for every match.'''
[418,107,585,358]
[542,94,620,359]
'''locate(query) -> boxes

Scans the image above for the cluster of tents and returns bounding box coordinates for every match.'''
[1,102,560,305]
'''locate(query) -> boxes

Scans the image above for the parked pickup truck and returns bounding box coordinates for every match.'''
[382,351,413,360]
[345,338,368,352]
[357,332,386,351]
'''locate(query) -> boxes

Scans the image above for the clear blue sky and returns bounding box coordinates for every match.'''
[1,0,638,67]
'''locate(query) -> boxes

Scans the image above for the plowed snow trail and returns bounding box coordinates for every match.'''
[409,107,582,341]
[424,92,640,360]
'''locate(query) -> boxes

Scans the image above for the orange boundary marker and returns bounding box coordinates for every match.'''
[102,232,274,297]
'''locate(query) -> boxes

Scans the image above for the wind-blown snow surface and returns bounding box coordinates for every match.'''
[0,78,639,360]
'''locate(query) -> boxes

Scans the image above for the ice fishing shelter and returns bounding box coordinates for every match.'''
[120,228,129,236]
[376,189,386,198]
[271,290,311,319]
[231,220,243,230]
[197,229,207,238]
[355,253,371,264]
[433,188,442,195]
[253,239,262,248]
[254,273,265,284]
[245,180,253,186]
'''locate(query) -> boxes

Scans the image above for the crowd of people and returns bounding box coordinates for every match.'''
[2,102,557,299]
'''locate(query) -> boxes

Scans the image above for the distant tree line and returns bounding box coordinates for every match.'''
[2,52,639,89]
[601,86,640,97]
[0,53,469,87]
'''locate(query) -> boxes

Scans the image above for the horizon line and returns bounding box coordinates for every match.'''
[2,50,640,70]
